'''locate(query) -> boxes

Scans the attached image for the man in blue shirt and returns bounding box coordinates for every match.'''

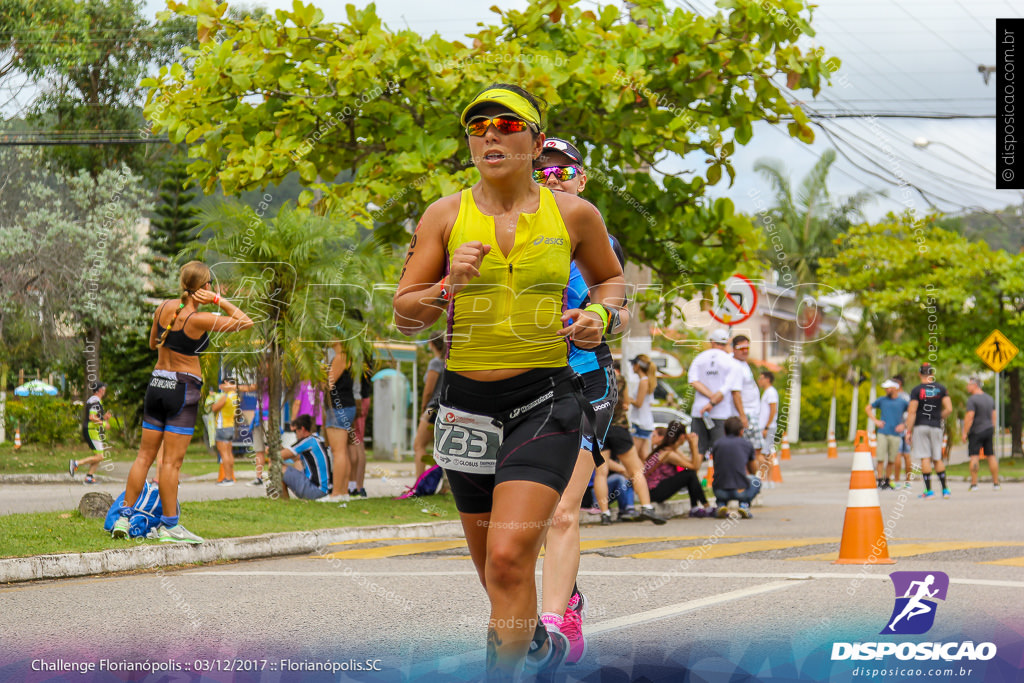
[866,379,909,490]
[280,414,332,500]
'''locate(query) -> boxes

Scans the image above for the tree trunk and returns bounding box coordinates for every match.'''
[1009,367,1022,457]
[785,338,803,443]
[266,343,285,499]
[0,361,6,443]
[848,379,860,441]
[865,382,877,438]
[84,327,101,392]
[828,384,837,441]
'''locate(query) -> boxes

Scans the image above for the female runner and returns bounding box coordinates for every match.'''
[112,261,252,543]
[394,85,624,679]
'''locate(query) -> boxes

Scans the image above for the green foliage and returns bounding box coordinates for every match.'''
[5,397,80,446]
[819,214,1024,370]
[24,0,196,176]
[937,204,1024,254]
[753,148,876,288]
[187,200,391,497]
[0,148,152,388]
[102,307,156,447]
[145,0,836,302]
[149,151,201,276]
[0,0,86,83]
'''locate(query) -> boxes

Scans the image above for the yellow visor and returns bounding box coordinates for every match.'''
[460,88,542,129]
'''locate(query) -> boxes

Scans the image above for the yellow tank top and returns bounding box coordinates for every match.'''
[446,187,571,371]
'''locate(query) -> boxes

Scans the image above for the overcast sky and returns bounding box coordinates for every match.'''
[139,0,1015,220]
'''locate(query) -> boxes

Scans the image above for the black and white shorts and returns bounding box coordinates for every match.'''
[142,370,203,436]
[439,367,586,515]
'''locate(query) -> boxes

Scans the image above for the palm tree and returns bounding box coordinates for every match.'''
[753,149,875,442]
[189,201,388,498]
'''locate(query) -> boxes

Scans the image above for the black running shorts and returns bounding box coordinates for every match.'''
[967,427,994,457]
[142,371,203,436]
[439,367,585,514]
[579,366,616,466]
[603,424,634,459]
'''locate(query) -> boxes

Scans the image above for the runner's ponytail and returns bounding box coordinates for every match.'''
[157,260,212,349]
[156,293,189,348]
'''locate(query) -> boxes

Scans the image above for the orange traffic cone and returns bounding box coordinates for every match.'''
[780,435,791,460]
[868,430,877,458]
[834,430,895,565]
[827,430,838,459]
[980,446,987,461]
[706,460,715,488]
[14,427,21,449]
[942,432,949,462]
[217,462,225,483]
[769,454,783,483]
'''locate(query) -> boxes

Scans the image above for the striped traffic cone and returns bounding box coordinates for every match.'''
[14,427,21,449]
[942,432,949,462]
[780,435,791,460]
[834,430,895,565]
[827,429,838,459]
[769,454,783,484]
[868,430,877,459]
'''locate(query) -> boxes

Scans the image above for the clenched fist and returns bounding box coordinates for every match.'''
[449,241,492,294]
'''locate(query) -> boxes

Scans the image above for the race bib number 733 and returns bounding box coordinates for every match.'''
[433,405,503,474]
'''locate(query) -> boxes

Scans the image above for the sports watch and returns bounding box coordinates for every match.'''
[600,304,621,334]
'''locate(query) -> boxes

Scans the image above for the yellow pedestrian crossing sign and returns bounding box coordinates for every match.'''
[976,329,1019,372]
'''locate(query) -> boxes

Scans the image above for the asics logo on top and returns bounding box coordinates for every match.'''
[533,236,565,246]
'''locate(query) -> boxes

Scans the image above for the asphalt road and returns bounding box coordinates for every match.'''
[1,452,1022,682]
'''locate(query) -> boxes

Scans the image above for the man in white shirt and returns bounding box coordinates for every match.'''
[727,335,762,454]
[689,328,734,455]
[758,370,779,464]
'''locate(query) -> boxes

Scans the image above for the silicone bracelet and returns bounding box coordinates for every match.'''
[584,303,609,330]
[439,276,451,301]
[214,294,220,305]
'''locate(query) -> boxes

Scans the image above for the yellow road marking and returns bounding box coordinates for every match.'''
[981,556,1024,567]
[790,540,1024,562]
[324,537,420,547]
[316,540,467,560]
[632,538,837,560]
[579,536,717,552]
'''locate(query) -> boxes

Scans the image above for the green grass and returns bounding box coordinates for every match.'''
[0,494,460,559]
[0,442,222,478]
[0,442,407,479]
[944,456,1024,479]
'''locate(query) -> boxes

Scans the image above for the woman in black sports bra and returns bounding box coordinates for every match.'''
[111,261,252,544]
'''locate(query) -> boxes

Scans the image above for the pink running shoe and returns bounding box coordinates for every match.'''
[540,613,562,633]
[560,606,586,664]
[567,589,589,621]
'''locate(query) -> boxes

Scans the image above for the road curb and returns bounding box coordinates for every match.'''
[0,520,465,585]
[0,499,695,584]
[580,499,691,524]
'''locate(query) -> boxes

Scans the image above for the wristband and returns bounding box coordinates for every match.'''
[439,276,451,301]
[583,303,609,330]
[214,294,220,305]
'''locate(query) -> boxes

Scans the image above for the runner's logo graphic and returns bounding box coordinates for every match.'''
[881,571,949,635]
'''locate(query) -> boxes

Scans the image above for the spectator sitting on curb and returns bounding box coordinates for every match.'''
[605,454,638,522]
[279,414,333,501]
[645,421,713,518]
[712,416,760,518]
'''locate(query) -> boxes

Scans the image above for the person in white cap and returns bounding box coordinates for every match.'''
[866,379,909,490]
[688,329,734,456]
